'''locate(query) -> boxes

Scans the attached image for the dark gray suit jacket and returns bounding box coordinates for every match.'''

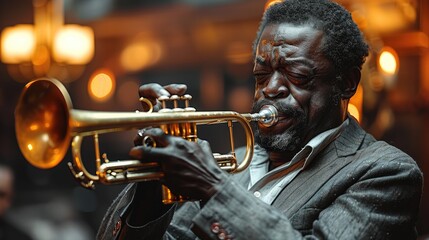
[97,117,423,240]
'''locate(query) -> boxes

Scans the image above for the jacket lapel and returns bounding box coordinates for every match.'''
[271,117,368,216]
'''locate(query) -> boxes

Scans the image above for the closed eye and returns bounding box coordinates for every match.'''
[254,71,271,84]
[287,72,311,85]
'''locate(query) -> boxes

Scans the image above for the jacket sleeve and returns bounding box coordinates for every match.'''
[191,178,305,239]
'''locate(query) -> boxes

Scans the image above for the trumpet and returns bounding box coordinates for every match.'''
[15,78,278,203]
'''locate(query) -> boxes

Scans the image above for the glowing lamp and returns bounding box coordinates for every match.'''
[53,25,94,64]
[1,25,35,64]
[0,0,94,82]
[88,69,115,102]
[378,47,399,76]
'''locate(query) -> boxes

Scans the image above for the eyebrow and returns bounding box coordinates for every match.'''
[283,58,315,68]
[255,54,314,69]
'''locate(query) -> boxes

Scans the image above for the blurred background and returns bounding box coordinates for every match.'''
[0,0,428,239]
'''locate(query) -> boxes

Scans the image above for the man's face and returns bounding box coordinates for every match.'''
[252,22,341,153]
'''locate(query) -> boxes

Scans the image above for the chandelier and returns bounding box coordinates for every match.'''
[0,0,94,82]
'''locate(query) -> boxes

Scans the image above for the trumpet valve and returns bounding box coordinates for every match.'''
[170,95,180,109]
[157,94,195,112]
[182,94,192,109]
[158,95,169,109]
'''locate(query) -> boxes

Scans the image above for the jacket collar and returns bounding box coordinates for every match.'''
[334,115,369,157]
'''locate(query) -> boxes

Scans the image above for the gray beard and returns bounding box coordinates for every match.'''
[252,122,303,153]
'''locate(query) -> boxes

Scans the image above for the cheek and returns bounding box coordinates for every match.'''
[289,87,311,111]
[307,91,333,123]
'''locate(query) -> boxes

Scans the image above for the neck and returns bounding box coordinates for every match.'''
[340,99,349,121]
[268,151,296,170]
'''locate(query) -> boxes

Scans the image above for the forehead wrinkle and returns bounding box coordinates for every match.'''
[257,40,297,68]
[271,46,285,69]
[273,23,315,43]
[271,44,298,69]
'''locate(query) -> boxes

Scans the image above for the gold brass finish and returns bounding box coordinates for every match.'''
[15,78,278,203]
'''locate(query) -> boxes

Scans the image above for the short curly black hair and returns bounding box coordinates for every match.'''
[253,0,369,74]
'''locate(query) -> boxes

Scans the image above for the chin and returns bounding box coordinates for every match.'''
[253,123,302,152]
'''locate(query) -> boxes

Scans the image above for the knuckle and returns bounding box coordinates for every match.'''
[174,138,188,149]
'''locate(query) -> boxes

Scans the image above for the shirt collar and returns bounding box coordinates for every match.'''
[302,118,349,168]
[249,119,349,181]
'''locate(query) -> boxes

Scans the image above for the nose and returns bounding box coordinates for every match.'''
[262,72,289,99]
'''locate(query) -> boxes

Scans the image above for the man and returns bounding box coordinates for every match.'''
[0,164,33,240]
[97,0,423,239]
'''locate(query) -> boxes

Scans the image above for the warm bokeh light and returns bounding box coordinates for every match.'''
[53,25,94,64]
[120,41,162,72]
[1,25,35,63]
[378,47,399,75]
[30,124,39,131]
[348,103,360,123]
[349,84,363,123]
[88,69,115,101]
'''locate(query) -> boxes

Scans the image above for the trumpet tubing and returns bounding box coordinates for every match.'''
[15,78,278,203]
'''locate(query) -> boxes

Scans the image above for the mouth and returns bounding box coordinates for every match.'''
[258,115,294,133]
[252,100,303,131]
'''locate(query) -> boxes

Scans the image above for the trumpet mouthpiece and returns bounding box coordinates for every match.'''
[252,105,278,127]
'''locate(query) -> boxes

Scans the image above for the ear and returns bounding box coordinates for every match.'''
[340,67,361,99]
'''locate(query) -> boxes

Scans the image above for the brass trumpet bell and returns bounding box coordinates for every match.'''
[15,78,72,169]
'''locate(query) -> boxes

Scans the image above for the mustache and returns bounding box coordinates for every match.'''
[251,99,303,119]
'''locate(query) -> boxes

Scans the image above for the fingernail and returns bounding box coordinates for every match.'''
[160,89,170,96]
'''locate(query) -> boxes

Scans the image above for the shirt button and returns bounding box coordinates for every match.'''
[112,219,122,236]
[254,191,261,198]
[211,222,221,234]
